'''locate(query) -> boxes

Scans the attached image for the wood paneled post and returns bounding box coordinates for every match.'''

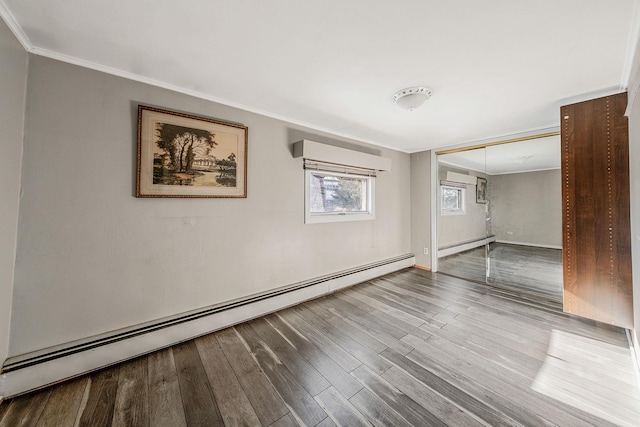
[561,92,633,328]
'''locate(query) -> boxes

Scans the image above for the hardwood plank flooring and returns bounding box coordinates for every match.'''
[0,387,51,427]
[216,327,289,426]
[147,348,187,427]
[438,242,563,302]
[35,377,88,427]
[113,356,149,427]
[2,267,639,426]
[172,341,224,426]
[195,334,262,426]
[77,367,120,426]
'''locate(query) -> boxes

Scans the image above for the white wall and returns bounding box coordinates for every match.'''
[9,55,411,357]
[0,19,27,365]
[410,150,431,268]
[490,169,562,247]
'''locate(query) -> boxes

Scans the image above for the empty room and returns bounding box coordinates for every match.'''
[2,1,640,426]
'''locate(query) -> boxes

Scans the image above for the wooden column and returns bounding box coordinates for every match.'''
[561,92,633,328]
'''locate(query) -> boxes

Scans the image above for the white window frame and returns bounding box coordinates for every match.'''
[305,169,375,224]
[441,185,466,216]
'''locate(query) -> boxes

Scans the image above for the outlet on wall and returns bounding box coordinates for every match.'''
[423,247,429,255]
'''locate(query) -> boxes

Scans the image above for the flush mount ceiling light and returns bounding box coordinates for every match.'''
[392,86,432,111]
[512,155,534,164]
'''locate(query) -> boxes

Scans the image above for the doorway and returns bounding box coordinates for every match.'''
[435,134,563,302]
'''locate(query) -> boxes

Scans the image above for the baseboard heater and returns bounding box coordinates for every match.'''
[437,235,496,258]
[0,254,414,399]
[495,240,562,250]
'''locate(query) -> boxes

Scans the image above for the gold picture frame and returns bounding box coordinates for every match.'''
[136,105,247,198]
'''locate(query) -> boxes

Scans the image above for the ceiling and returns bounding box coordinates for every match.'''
[1,1,638,153]
[438,134,561,175]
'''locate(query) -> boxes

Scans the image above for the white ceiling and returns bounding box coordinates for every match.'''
[439,134,561,175]
[1,1,638,153]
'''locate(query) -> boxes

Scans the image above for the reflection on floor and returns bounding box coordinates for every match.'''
[438,243,563,302]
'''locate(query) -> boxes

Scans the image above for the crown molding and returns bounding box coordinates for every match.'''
[5,0,626,155]
[621,0,640,90]
[0,0,33,51]
[29,46,412,154]
[624,2,640,116]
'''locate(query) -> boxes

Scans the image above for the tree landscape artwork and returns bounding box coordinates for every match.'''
[137,105,247,197]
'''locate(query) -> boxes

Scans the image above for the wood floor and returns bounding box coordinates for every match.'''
[1,268,639,426]
[438,243,564,302]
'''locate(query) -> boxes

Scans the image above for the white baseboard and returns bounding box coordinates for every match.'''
[0,255,414,399]
[438,236,496,258]
[495,240,562,250]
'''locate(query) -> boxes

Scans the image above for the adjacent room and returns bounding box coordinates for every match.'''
[437,135,563,302]
[2,1,640,426]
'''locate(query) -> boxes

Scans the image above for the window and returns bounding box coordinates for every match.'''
[305,169,375,223]
[441,185,466,215]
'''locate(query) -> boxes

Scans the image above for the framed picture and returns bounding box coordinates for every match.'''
[136,105,248,198]
[476,177,487,203]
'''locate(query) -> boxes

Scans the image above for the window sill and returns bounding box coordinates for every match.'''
[305,212,375,224]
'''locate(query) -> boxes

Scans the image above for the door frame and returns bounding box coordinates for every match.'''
[430,128,560,274]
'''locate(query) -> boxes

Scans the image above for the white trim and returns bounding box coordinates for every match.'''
[0,0,33,51]
[0,255,414,399]
[18,47,566,157]
[22,47,410,155]
[438,236,497,258]
[1,2,629,157]
[633,329,640,373]
[625,0,640,116]
[621,0,640,90]
[430,150,439,271]
[627,80,640,118]
[495,240,562,250]
[625,329,640,394]
[440,185,467,217]
[304,169,375,224]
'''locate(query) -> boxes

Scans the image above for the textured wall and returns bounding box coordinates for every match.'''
[0,18,28,364]
[490,169,561,247]
[410,150,432,268]
[9,56,411,356]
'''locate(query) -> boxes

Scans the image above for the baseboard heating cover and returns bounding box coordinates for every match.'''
[437,235,496,258]
[0,254,414,399]
[495,240,562,250]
